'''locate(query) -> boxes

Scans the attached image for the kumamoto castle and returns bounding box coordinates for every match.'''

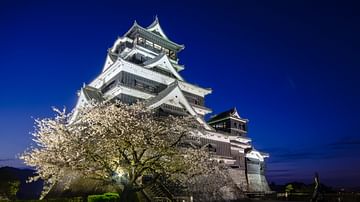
[72,17,271,196]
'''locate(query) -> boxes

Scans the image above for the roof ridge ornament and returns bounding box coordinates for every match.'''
[133,20,138,26]
[147,15,160,28]
[231,107,241,119]
[146,16,169,40]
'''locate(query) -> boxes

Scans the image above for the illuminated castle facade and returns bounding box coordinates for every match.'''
[72,17,270,196]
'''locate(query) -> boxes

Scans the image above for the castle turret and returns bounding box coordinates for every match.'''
[208,107,248,137]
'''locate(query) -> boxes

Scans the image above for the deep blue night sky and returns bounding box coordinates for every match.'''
[0,0,359,188]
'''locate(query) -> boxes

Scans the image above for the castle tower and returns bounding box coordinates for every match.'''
[72,17,271,196]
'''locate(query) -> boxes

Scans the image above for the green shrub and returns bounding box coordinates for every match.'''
[88,192,120,202]
[103,193,119,197]
[49,197,84,202]
[12,197,84,202]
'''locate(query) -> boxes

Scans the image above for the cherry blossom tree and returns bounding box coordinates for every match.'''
[21,102,222,201]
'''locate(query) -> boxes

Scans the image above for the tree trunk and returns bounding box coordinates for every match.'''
[119,185,137,202]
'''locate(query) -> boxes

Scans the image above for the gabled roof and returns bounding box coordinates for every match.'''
[207,107,248,124]
[70,85,104,123]
[146,81,178,107]
[143,53,184,81]
[82,85,104,103]
[146,16,169,40]
[146,81,213,130]
[245,149,269,161]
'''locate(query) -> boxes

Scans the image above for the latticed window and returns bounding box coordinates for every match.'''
[163,48,170,55]
[117,94,143,104]
[154,43,162,51]
[134,79,156,93]
[120,72,166,94]
[145,40,153,47]
[183,91,204,106]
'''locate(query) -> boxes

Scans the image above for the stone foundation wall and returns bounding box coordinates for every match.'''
[247,173,270,192]
[228,168,248,191]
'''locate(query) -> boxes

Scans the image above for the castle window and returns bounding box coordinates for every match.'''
[216,122,226,129]
[154,44,162,51]
[134,79,156,93]
[169,51,176,60]
[145,40,153,47]
[138,37,145,44]
[120,72,167,94]
[183,91,204,106]
[101,80,116,93]
[204,143,217,152]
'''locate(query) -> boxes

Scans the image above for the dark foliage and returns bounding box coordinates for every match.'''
[270,181,336,193]
[0,167,43,200]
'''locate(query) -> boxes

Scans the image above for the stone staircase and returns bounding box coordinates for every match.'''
[143,182,172,202]
[142,181,192,202]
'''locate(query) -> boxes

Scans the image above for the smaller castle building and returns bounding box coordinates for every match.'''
[208,108,270,192]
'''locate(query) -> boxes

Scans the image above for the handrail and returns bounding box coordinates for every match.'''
[153,196,172,202]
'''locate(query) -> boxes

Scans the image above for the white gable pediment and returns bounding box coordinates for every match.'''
[231,108,241,119]
[144,53,184,81]
[147,82,212,130]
